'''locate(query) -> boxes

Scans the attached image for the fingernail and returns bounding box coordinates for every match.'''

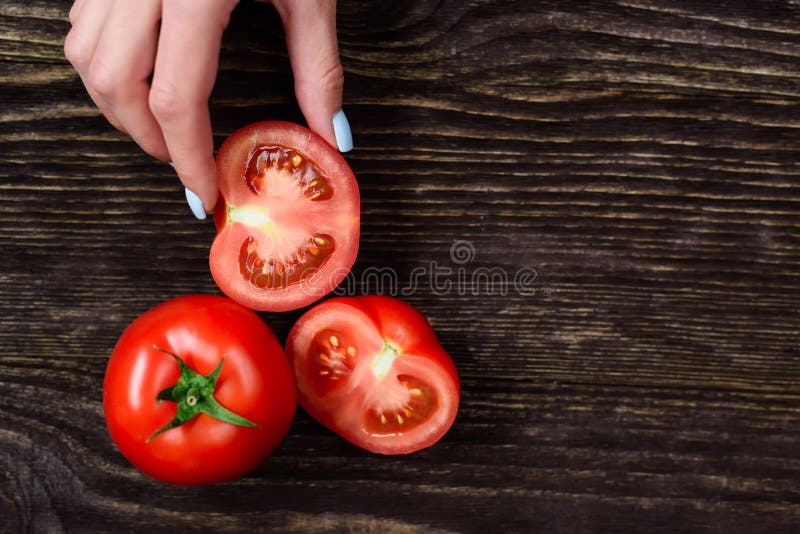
[332,109,353,153]
[171,162,206,220]
[184,187,206,220]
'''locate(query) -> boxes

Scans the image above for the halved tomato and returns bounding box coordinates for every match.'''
[285,296,460,454]
[211,121,359,311]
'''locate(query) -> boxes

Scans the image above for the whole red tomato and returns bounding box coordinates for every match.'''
[103,295,296,485]
[285,296,460,454]
[211,121,360,312]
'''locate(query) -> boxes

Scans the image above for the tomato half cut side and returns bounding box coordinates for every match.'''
[211,121,359,312]
[285,296,460,454]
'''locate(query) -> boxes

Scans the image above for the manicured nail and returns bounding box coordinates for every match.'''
[171,162,206,220]
[332,109,353,153]
[184,187,206,220]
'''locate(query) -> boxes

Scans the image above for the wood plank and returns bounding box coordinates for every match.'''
[1,1,799,532]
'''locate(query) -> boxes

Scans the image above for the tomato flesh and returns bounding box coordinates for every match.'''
[286,296,460,454]
[211,122,359,312]
[364,374,437,435]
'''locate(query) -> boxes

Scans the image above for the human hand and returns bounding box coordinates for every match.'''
[64,0,352,220]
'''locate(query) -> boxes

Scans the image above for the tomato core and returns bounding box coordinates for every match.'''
[371,341,400,381]
[226,204,274,228]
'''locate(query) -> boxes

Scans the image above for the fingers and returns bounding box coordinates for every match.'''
[64,0,123,132]
[65,0,168,160]
[149,0,238,212]
[66,0,234,216]
[68,0,87,26]
[88,0,169,161]
[66,0,348,219]
[276,0,350,151]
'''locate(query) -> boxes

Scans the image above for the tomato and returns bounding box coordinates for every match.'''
[285,296,460,454]
[103,295,296,485]
[210,121,360,312]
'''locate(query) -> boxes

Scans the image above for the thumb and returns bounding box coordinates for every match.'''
[275,0,352,152]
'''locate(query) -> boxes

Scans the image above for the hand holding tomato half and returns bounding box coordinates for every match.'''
[285,296,460,454]
[211,121,360,312]
[103,295,296,485]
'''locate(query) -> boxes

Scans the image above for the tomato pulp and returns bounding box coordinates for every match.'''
[285,296,460,454]
[103,295,296,485]
[211,121,359,311]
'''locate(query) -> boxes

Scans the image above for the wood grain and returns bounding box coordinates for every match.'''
[1,0,800,532]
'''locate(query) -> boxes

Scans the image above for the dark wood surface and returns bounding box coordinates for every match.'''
[2,1,800,532]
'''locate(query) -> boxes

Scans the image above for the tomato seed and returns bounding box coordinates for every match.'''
[245,145,333,200]
[238,233,336,289]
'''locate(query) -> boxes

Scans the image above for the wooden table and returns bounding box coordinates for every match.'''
[2,1,799,532]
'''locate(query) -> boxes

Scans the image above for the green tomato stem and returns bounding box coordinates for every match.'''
[146,345,259,442]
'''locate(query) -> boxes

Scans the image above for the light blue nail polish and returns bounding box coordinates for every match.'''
[332,109,353,153]
[185,187,207,220]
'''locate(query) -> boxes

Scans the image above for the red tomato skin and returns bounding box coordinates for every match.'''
[285,296,460,454]
[103,295,296,485]
[210,121,360,312]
